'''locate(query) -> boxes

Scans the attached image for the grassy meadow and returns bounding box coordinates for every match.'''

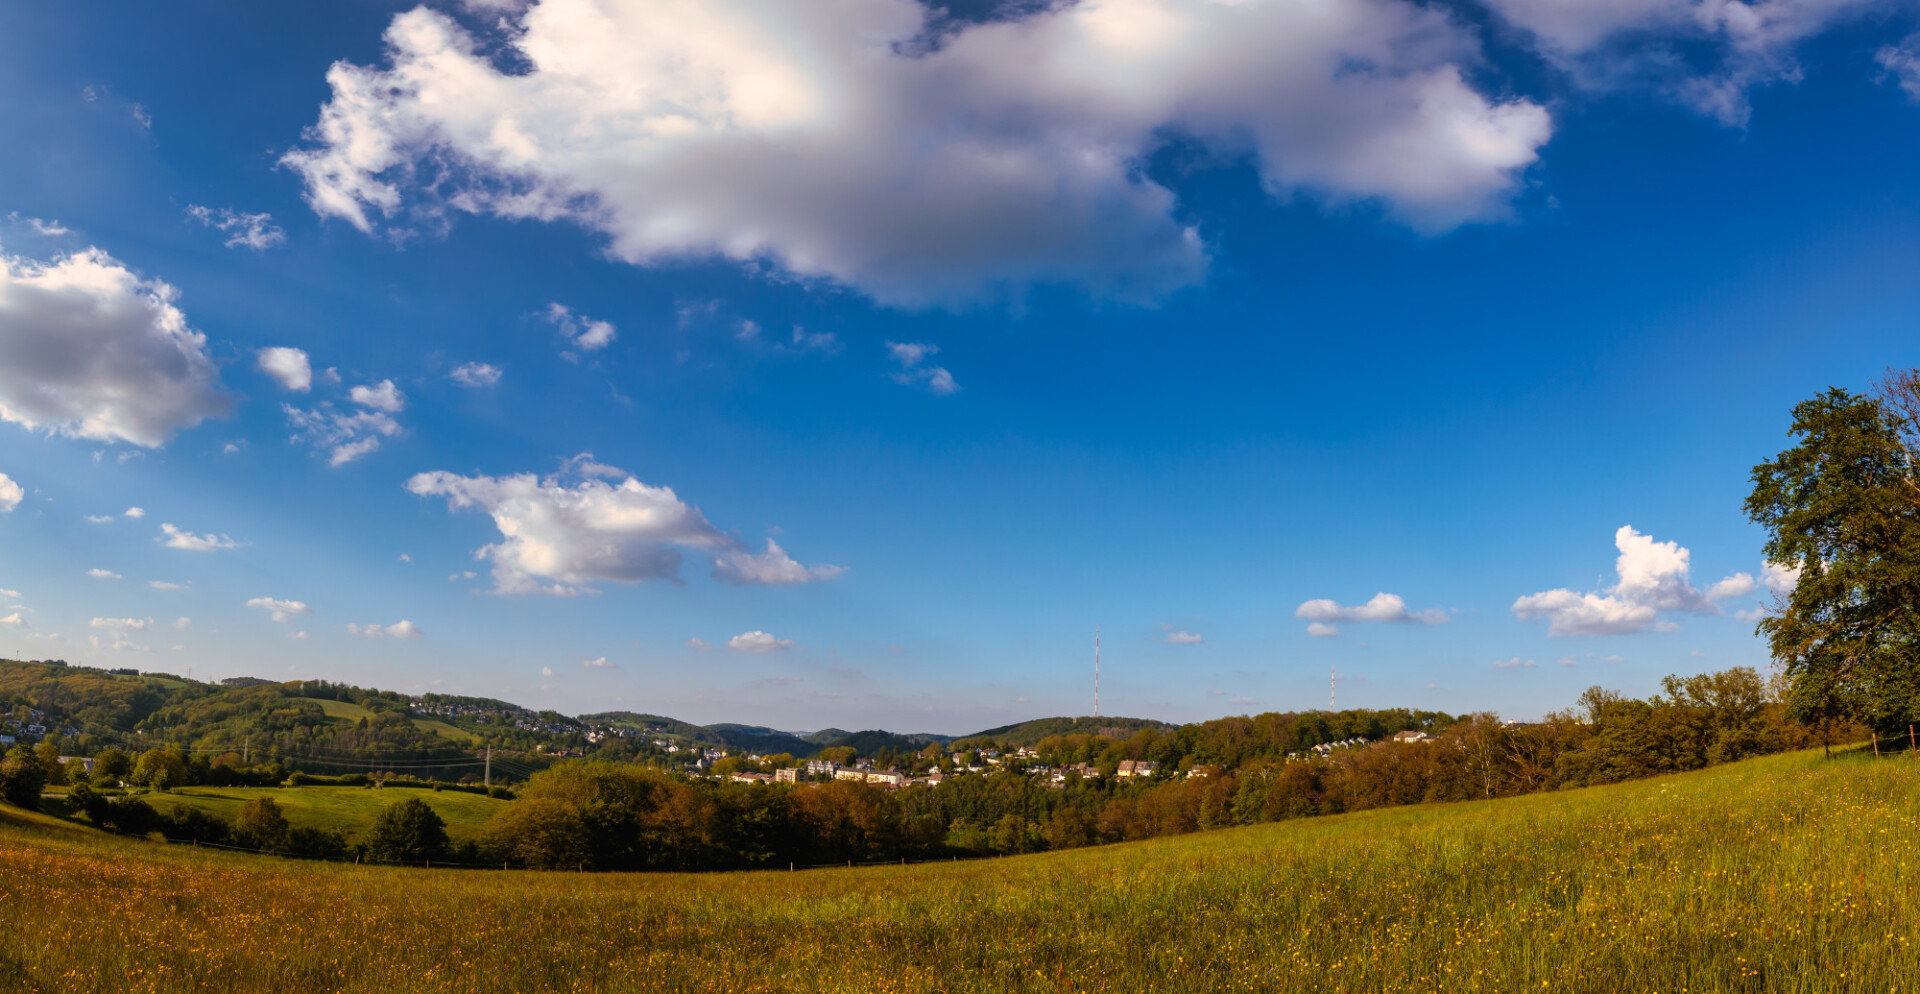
[4,746,1917,993]
[129,784,507,843]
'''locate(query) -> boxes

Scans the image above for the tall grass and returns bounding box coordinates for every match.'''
[3,747,1915,993]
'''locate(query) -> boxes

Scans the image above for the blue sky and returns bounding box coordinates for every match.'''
[1,0,1917,734]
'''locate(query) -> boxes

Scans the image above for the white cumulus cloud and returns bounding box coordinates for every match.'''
[124,506,145,518]
[347,620,423,639]
[0,472,20,512]
[160,523,239,551]
[406,452,839,594]
[543,303,616,355]
[257,347,313,392]
[1491,657,1538,670]
[1165,630,1204,645]
[450,362,503,387]
[247,597,313,623]
[283,404,403,466]
[582,656,615,669]
[1295,592,1447,629]
[1306,622,1339,638]
[727,630,795,653]
[1512,525,1749,637]
[0,244,232,446]
[86,568,121,579]
[349,379,406,413]
[284,0,1551,306]
[712,539,844,585]
[0,612,26,628]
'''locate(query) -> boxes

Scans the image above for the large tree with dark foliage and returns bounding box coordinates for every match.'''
[1745,377,1920,737]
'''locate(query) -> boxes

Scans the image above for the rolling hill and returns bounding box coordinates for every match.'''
[4,746,1914,991]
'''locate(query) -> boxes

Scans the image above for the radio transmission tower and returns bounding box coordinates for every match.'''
[1094,625,1101,719]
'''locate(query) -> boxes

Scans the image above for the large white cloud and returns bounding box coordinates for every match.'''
[284,0,1551,305]
[406,452,840,594]
[1482,0,1886,124]
[727,629,795,653]
[0,245,232,447]
[0,472,20,512]
[1512,525,1755,636]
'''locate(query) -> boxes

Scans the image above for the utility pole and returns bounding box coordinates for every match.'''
[484,745,492,788]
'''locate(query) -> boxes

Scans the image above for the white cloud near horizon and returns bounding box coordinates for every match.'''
[258,347,313,392]
[1511,525,1754,636]
[348,620,423,639]
[285,0,1552,306]
[85,568,121,579]
[406,452,841,594]
[727,630,795,653]
[0,245,231,447]
[246,597,313,623]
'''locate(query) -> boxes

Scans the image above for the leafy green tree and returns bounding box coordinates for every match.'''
[132,748,188,790]
[233,796,292,853]
[361,797,450,863]
[91,747,131,786]
[34,741,65,785]
[0,745,46,810]
[1746,384,1920,735]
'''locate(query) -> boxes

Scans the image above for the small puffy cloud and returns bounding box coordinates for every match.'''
[148,580,188,591]
[1491,657,1537,670]
[247,597,313,623]
[1306,622,1339,638]
[173,617,191,629]
[90,616,153,634]
[347,620,422,638]
[186,205,286,250]
[727,630,795,653]
[0,612,26,628]
[124,506,145,518]
[1762,561,1802,595]
[257,347,313,392]
[1513,526,1735,637]
[1706,573,1756,600]
[287,630,310,640]
[1165,630,1204,645]
[0,472,21,512]
[886,341,958,395]
[0,244,232,447]
[387,619,423,639]
[86,514,114,524]
[284,0,1551,306]
[349,379,406,413]
[407,452,837,594]
[284,404,403,466]
[160,523,238,551]
[0,588,20,598]
[1295,592,1446,629]
[544,303,615,354]
[450,362,502,387]
[686,637,712,651]
[86,568,121,579]
[540,665,554,677]
[582,656,615,669]
[1557,656,1578,667]
[712,539,844,585]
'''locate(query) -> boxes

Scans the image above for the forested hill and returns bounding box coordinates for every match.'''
[961,716,1177,747]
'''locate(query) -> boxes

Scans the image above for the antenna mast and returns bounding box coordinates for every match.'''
[1330,666,1336,712]
[1094,625,1101,719]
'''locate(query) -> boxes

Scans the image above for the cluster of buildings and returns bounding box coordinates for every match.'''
[1,706,73,748]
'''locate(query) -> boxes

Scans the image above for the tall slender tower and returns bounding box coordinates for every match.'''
[1330,666,1336,712]
[1094,625,1101,719]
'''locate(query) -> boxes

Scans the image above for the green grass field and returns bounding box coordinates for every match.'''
[288,697,479,744]
[3,746,1917,993]
[137,785,507,843]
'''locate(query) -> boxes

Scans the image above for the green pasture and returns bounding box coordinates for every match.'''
[138,784,506,843]
[4,746,1918,993]
[289,696,479,743]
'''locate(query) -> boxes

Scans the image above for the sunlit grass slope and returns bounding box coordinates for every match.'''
[136,785,505,842]
[4,748,1917,993]
[288,697,478,743]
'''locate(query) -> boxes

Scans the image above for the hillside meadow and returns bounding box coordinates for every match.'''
[125,784,507,843]
[3,746,1915,993]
